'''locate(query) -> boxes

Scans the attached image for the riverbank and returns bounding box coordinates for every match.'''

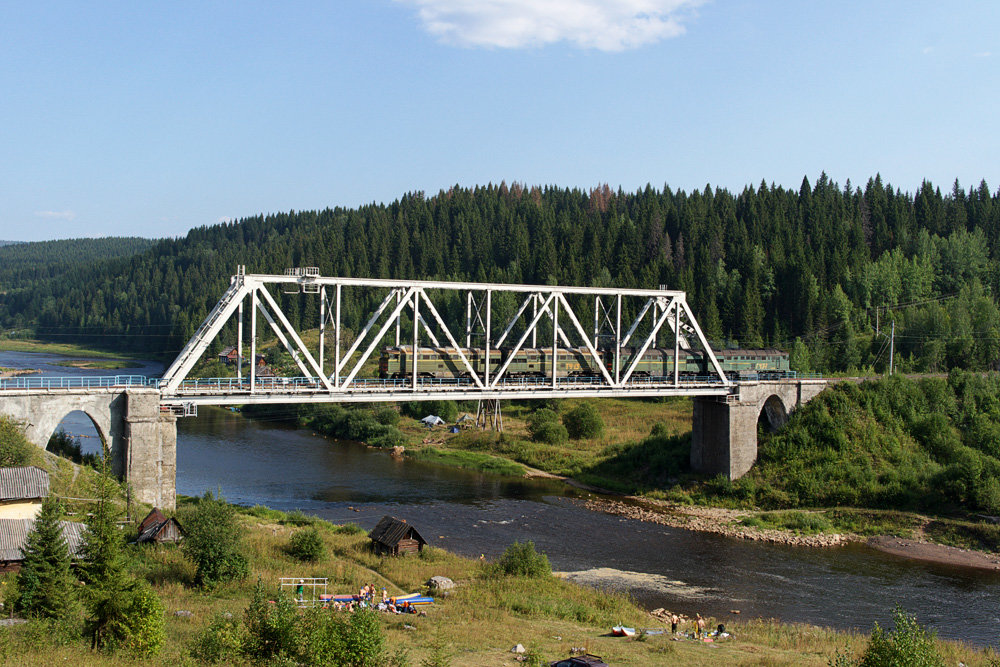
[0,337,158,360]
[0,367,35,378]
[1,500,990,666]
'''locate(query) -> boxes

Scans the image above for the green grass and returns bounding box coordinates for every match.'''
[410,446,526,476]
[0,338,155,360]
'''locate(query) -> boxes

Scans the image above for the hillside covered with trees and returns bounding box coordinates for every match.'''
[0,175,998,374]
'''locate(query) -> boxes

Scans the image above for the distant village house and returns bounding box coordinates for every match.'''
[134,507,183,544]
[368,515,427,556]
[0,466,85,572]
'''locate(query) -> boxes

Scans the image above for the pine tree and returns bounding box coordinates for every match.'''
[14,496,79,620]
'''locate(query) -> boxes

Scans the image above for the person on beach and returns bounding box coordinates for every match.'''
[670,613,679,634]
[696,614,706,639]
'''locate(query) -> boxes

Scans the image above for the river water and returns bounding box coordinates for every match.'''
[3,350,999,646]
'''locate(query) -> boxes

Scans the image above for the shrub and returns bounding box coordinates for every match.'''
[833,606,944,667]
[0,415,35,467]
[374,407,400,426]
[490,541,551,578]
[562,403,604,439]
[532,421,568,445]
[526,408,559,439]
[288,527,326,562]
[243,581,302,663]
[183,490,249,588]
[190,612,244,664]
[90,583,165,658]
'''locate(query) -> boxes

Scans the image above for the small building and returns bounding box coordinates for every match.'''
[368,515,426,556]
[0,518,85,573]
[134,507,183,544]
[218,346,240,364]
[0,466,49,520]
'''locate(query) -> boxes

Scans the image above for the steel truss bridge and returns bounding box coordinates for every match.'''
[149,268,734,409]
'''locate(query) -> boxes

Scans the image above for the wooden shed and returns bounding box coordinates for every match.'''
[134,507,183,544]
[368,515,426,556]
[0,466,49,520]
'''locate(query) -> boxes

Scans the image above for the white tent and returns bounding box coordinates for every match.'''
[420,415,445,426]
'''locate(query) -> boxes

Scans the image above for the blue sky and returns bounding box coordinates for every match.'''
[1,1,997,241]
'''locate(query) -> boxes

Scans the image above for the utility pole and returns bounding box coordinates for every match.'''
[888,320,895,375]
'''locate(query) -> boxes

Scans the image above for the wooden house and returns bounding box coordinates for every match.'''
[368,515,426,556]
[0,466,49,520]
[218,347,240,364]
[134,507,183,544]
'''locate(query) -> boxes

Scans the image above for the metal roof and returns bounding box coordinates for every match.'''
[368,515,426,547]
[0,518,85,561]
[0,467,49,501]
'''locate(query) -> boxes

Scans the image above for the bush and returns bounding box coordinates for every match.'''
[526,408,559,438]
[489,541,551,578]
[90,583,165,658]
[374,407,400,426]
[562,403,604,439]
[243,581,301,663]
[532,421,568,445]
[0,415,35,467]
[834,606,944,667]
[310,607,391,667]
[288,527,326,562]
[190,612,244,664]
[183,490,249,588]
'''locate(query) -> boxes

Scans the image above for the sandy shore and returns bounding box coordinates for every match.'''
[0,367,36,378]
[582,496,1000,571]
[582,497,851,547]
[867,536,1000,572]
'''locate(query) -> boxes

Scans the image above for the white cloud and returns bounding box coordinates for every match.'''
[34,210,76,221]
[217,216,234,224]
[976,51,991,58]
[398,0,703,51]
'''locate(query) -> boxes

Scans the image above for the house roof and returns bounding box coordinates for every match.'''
[138,508,167,534]
[0,466,49,502]
[368,515,426,547]
[0,518,85,561]
[219,346,237,355]
[135,516,182,543]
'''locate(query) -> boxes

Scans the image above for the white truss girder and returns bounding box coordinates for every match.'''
[158,270,732,401]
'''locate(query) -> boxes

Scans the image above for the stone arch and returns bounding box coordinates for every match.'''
[758,393,791,432]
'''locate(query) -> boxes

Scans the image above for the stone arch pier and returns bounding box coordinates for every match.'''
[0,388,176,509]
[691,380,829,480]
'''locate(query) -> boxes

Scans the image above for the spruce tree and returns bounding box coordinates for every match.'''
[14,496,79,620]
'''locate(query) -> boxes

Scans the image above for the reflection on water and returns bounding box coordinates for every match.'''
[4,352,1000,645]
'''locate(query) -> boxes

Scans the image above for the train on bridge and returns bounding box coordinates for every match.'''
[379,346,790,382]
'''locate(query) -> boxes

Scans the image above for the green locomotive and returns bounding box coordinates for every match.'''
[378,345,790,381]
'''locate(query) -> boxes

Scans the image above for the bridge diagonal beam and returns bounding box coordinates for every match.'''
[536,302,575,350]
[255,285,334,391]
[494,293,539,349]
[341,286,418,389]
[489,293,556,388]
[418,289,485,389]
[679,298,730,385]
[417,312,441,347]
[336,288,400,377]
[556,294,616,386]
[254,293,314,379]
[620,298,655,348]
[620,298,678,384]
[161,278,250,392]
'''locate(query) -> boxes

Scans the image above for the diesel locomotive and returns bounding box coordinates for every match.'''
[378,345,790,381]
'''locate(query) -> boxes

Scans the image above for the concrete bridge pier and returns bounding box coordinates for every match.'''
[691,380,828,480]
[0,388,176,510]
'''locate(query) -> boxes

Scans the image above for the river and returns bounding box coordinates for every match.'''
[3,350,999,646]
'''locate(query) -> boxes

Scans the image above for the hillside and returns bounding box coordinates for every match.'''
[0,177,997,373]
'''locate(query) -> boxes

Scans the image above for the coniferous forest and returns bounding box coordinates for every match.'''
[1,175,998,374]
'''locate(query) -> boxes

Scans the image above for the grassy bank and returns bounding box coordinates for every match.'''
[1,501,993,666]
[0,337,155,361]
